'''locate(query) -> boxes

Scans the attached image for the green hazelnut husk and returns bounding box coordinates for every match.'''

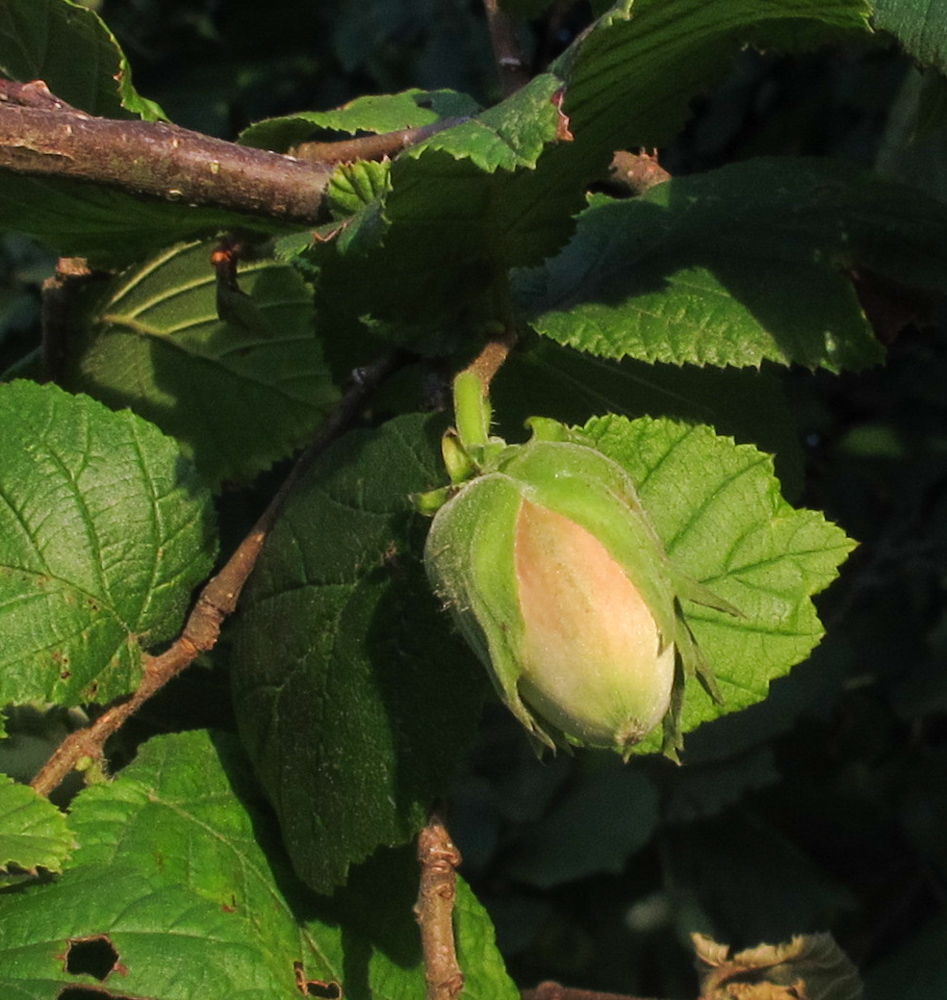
[423,419,737,759]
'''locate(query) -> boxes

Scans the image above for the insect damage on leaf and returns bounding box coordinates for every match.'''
[62,934,123,981]
[294,960,343,998]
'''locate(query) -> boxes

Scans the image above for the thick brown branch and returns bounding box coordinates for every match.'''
[0,80,472,225]
[0,102,334,224]
[415,813,465,1000]
[30,351,408,798]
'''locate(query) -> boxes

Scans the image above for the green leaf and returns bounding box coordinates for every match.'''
[304,1,871,335]
[660,746,780,823]
[505,757,659,888]
[494,0,869,268]
[0,174,295,264]
[64,240,338,487]
[239,88,481,152]
[874,0,947,76]
[0,380,217,705]
[230,414,486,893]
[63,730,324,998]
[664,813,855,944]
[875,66,947,207]
[0,865,295,999]
[304,73,568,327]
[404,72,564,173]
[0,0,164,118]
[327,159,392,217]
[491,0,873,268]
[0,774,73,874]
[455,877,520,1000]
[0,730,517,1000]
[516,157,947,371]
[552,0,869,150]
[490,341,805,498]
[581,414,855,752]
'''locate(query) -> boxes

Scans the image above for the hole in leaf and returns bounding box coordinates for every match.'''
[306,983,342,999]
[65,936,119,980]
[294,960,342,998]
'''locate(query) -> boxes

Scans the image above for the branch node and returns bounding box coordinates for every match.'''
[416,813,464,1000]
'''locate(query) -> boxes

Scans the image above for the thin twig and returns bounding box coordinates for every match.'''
[30,351,409,798]
[41,257,95,382]
[0,78,77,111]
[482,0,531,96]
[415,812,464,1000]
[460,265,520,393]
[607,151,671,196]
[290,116,471,164]
[464,335,516,392]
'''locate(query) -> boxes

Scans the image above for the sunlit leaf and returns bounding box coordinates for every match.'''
[516,158,947,371]
[0,775,73,874]
[582,414,855,750]
[0,380,216,705]
[0,730,518,1000]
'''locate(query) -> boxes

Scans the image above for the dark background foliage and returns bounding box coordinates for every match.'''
[3,2,946,997]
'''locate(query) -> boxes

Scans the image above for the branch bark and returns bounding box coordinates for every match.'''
[41,257,95,382]
[607,151,671,196]
[0,79,468,225]
[291,116,469,165]
[416,813,465,1000]
[0,102,334,224]
[30,350,409,798]
[463,334,516,392]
